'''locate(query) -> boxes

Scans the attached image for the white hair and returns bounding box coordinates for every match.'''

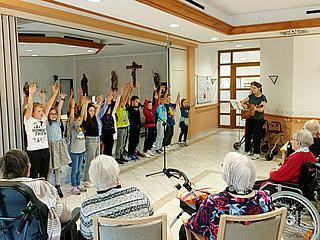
[89,155,120,190]
[222,152,256,193]
[304,120,320,138]
[295,129,314,147]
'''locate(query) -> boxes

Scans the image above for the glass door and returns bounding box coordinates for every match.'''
[218,49,260,128]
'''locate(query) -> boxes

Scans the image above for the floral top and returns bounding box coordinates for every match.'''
[185,190,274,240]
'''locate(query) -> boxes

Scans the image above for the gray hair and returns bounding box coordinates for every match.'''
[222,152,256,193]
[89,155,120,190]
[294,129,314,147]
[304,120,320,138]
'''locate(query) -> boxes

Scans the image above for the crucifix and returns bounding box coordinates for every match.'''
[126,62,142,87]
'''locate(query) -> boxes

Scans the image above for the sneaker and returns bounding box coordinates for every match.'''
[77,185,87,192]
[242,150,250,155]
[137,151,144,157]
[133,154,140,160]
[251,154,260,160]
[144,152,151,158]
[84,181,94,188]
[178,142,184,147]
[71,187,81,195]
[128,155,136,161]
[120,156,129,162]
[147,150,155,156]
[183,142,189,146]
[156,150,163,154]
[55,185,64,198]
[116,159,125,165]
[168,145,175,150]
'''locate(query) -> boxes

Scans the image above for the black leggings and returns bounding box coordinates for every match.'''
[102,132,114,156]
[245,118,264,154]
[27,148,50,179]
[128,127,140,155]
[143,126,156,152]
[163,125,174,147]
[179,122,188,142]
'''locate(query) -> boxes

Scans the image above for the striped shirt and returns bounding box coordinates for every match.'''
[80,185,154,239]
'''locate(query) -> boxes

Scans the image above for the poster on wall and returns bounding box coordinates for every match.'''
[196,75,215,104]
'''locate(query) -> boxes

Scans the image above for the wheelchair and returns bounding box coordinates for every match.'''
[260,161,320,240]
[0,181,80,240]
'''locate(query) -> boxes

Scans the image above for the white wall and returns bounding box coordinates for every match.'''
[75,53,167,101]
[169,48,187,143]
[195,45,218,105]
[260,38,294,116]
[19,56,75,102]
[293,35,320,117]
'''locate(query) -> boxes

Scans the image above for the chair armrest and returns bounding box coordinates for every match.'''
[61,207,80,237]
[182,218,205,240]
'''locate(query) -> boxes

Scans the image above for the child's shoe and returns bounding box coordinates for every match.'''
[128,155,136,161]
[71,186,81,195]
[147,150,155,156]
[178,142,184,147]
[77,185,87,192]
[183,142,189,146]
[144,152,151,158]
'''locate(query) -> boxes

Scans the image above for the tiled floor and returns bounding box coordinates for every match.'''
[56,128,282,239]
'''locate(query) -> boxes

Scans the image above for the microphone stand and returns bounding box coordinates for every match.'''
[146,115,170,178]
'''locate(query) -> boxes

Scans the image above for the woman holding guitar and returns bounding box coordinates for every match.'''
[241,81,267,160]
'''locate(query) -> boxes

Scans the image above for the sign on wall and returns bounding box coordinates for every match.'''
[196,75,216,104]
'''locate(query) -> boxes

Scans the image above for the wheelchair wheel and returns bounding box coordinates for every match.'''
[272,191,320,240]
[272,148,279,155]
[233,142,240,150]
[265,152,273,161]
[261,143,269,153]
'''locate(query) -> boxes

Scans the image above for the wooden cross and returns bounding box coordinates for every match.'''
[126,62,142,87]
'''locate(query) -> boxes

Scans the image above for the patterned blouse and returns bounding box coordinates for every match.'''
[185,190,274,240]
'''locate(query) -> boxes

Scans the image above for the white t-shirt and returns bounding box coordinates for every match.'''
[24,115,49,151]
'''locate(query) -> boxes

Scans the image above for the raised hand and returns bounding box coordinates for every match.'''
[136,81,141,88]
[71,98,76,106]
[78,89,83,97]
[145,96,148,101]
[97,95,103,104]
[60,92,67,99]
[120,86,124,95]
[70,88,74,97]
[29,83,37,95]
[154,91,159,99]
[52,83,60,94]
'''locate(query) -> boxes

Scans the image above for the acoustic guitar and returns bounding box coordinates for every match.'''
[241,103,263,119]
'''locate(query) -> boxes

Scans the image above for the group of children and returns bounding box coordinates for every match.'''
[23,81,194,196]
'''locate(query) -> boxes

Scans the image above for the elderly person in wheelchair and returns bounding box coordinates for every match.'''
[179,152,274,240]
[255,129,316,191]
[0,149,72,240]
[304,120,320,158]
[80,155,154,240]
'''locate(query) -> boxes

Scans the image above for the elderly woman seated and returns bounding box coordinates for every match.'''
[256,130,316,190]
[80,155,154,240]
[179,152,274,240]
[0,149,71,240]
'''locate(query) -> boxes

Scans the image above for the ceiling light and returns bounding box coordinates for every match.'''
[87,0,102,2]
[235,44,243,47]
[19,42,27,45]
[26,49,33,52]
[88,49,94,53]
[69,46,78,48]
[240,58,246,61]
[169,24,180,28]
[211,37,218,41]
[68,54,75,56]
[32,55,38,57]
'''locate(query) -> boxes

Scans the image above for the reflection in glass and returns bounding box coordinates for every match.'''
[220,90,230,101]
[220,102,230,113]
[236,116,246,126]
[236,77,260,88]
[220,65,230,76]
[220,115,230,125]
[236,66,260,76]
[220,52,231,64]
[220,78,230,89]
[236,90,251,101]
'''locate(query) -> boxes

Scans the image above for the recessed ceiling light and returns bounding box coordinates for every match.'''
[169,24,180,28]
[68,54,75,56]
[88,49,94,53]
[87,0,102,2]
[211,37,219,41]
[26,49,33,52]
[235,44,243,47]
[19,42,27,45]
[32,55,38,57]
[240,57,246,61]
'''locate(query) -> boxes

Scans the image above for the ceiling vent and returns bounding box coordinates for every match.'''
[184,0,205,10]
[280,29,308,36]
[106,43,124,46]
[306,9,320,15]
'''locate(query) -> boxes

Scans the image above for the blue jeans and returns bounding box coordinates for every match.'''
[70,152,84,187]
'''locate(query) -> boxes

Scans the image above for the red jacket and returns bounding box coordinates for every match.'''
[270,151,316,183]
[143,99,159,127]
